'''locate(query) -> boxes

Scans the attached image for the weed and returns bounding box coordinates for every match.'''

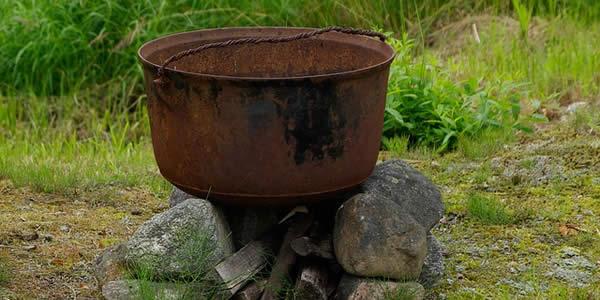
[458,127,515,160]
[382,282,421,300]
[467,193,515,225]
[472,163,492,185]
[381,136,410,154]
[383,37,530,152]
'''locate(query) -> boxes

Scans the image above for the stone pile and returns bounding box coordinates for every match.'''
[94,159,445,300]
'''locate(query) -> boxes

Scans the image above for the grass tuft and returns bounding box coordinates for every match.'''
[467,193,515,225]
[0,256,9,286]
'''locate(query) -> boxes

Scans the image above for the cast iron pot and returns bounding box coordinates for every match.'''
[138,27,395,206]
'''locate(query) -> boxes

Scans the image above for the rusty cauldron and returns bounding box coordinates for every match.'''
[138,27,395,206]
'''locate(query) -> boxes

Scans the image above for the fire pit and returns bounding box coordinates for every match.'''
[138,27,395,206]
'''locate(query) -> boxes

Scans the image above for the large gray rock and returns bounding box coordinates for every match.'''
[361,159,444,231]
[169,186,195,208]
[93,244,127,290]
[335,274,424,300]
[125,198,234,279]
[419,232,444,287]
[333,193,428,280]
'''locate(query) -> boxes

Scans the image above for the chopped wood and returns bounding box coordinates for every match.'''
[260,211,314,300]
[295,262,328,300]
[215,240,270,299]
[290,236,334,260]
[233,280,266,300]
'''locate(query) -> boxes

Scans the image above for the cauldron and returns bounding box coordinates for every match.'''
[138,27,395,206]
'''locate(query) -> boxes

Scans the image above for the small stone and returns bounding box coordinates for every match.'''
[23,245,36,251]
[455,265,465,273]
[566,101,587,114]
[510,267,517,273]
[73,209,85,217]
[94,244,127,288]
[456,273,464,280]
[583,210,593,216]
[125,198,234,279]
[41,234,54,242]
[334,193,428,280]
[528,248,538,254]
[19,232,38,241]
[60,225,69,232]
[335,275,424,300]
[168,186,195,208]
[120,216,131,225]
[490,157,503,169]
[560,247,580,258]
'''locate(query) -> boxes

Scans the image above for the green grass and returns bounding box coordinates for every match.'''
[441,16,600,106]
[2,0,600,96]
[466,193,515,225]
[458,127,516,160]
[0,92,170,196]
[0,256,8,286]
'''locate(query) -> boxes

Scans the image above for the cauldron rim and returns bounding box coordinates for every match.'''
[138,26,396,82]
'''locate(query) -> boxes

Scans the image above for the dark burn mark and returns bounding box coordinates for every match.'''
[244,88,276,130]
[174,79,190,99]
[277,80,346,165]
[240,79,347,165]
[191,80,223,114]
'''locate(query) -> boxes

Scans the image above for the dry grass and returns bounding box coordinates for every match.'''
[0,180,166,298]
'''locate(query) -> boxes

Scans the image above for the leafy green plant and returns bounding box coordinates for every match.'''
[383,37,531,152]
[467,194,515,225]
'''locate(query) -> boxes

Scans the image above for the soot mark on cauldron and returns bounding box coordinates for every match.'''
[242,89,277,131]
[276,79,347,165]
[174,79,190,99]
[191,80,223,114]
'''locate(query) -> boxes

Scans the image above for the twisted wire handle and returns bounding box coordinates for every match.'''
[154,26,386,84]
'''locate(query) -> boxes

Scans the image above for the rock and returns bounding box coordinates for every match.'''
[41,234,54,242]
[545,248,598,287]
[419,232,444,287]
[168,186,195,208]
[18,231,38,241]
[102,280,192,300]
[334,193,428,280]
[60,225,69,232]
[225,207,283,249]
[566,101,587,114]
[94,244,127,289]
[125,198,234,279]
[360,159,444,231]
[335,274,424,300]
